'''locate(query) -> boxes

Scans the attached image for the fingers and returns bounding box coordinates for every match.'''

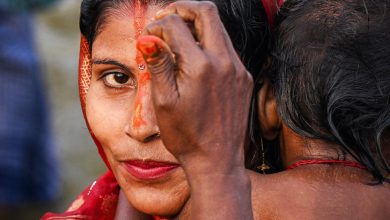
[155,1,236,56]
[136,35,178,109]
[143,13,204,68]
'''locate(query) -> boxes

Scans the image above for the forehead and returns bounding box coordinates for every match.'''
[92,3,163,59]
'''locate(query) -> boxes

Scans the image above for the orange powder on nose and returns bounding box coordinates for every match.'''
[132,102,145,127]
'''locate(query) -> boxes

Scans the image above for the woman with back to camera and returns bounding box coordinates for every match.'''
[244,0,390,218]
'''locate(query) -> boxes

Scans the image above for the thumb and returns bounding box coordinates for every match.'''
[137,35,178,111]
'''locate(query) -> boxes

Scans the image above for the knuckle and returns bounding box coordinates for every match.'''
[154,91,174,112]
[198,56,213,73]
[146,14,183,36]
[154,97,170,111]
[145,21,162,36]
[159,14,183,35]
[199,1,218,14]
[236,63,247,75]
[162,14,182,24]
[219,60,235,75]
[236,66,253,86]
[246,72,254,90]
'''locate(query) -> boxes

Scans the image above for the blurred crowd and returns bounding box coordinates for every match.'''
[0,1,105,219]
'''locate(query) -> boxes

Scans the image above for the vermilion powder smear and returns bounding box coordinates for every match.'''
[132,0,149,128]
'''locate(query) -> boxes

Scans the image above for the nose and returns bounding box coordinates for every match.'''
[125,72,160,143]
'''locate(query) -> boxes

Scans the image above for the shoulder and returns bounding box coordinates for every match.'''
[247,169,390,220]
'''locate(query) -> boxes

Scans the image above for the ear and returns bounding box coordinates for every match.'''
[256,79,281,140]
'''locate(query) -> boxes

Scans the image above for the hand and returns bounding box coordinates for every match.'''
[137,1,253,176]
[137,1,254,219]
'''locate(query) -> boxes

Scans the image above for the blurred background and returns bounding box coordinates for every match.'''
[0,0,105,219]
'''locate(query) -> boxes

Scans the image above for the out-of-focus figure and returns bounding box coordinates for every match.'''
[0,0,59,219]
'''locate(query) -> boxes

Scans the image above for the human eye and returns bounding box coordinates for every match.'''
[101,71,137,89]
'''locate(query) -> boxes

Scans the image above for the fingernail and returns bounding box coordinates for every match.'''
[155,9,164,18]
[137,37,160,58]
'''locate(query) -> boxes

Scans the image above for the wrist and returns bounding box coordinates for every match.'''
[178,144,247,177]
[184,168,253,220]
[184,164,251,193]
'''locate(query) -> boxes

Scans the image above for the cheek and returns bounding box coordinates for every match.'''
[85,84,133,147]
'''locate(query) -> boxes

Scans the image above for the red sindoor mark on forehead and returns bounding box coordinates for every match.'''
[134,0,147,66]
[138,71,152,86]
[133,0,149,128]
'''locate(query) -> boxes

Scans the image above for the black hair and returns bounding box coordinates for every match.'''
[79,0,271,170]
[79,0,269,78]
[262,0,390,182]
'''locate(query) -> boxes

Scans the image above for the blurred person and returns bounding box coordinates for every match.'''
[0,0,59,219]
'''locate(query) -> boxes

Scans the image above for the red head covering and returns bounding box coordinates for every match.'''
[78,36,112,168]
[41,36,120,220]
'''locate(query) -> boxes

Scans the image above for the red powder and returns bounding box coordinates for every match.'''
[138,72,151,86]
[132,102,146,127]
[134,0,147,66]
[132,0,148,128]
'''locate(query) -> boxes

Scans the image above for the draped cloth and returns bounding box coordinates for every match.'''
[42,0,284,219]
[42,37,119,220]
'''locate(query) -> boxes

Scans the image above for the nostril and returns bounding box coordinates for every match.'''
[143,132,161,143]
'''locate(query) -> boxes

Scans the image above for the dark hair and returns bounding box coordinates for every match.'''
[261,0,390,181]
[79,0,269,78]
[79,0,270,170]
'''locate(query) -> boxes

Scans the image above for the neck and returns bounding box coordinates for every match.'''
[278,124,357,169]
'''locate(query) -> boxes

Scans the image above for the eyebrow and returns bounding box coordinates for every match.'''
[92,58,136,73]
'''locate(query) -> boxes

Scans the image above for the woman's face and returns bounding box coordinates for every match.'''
[86,3,190,216]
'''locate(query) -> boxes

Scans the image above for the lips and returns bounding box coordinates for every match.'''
[123,160,180,180]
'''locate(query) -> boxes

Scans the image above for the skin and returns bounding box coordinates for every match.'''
[86,0,390,219]
[86,4,190,217]
[139,2,254,219]
[139,1,390,219]
[87,1,253,219]
[251,80,390,219]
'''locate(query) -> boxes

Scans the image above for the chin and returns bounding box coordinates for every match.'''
[111,162,190,217]
[123,181,190,217]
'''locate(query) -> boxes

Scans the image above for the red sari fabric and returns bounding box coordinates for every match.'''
[41,172,119,220]
[42,1,284,219]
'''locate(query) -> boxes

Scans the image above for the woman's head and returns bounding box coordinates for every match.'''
[79,0,269,216]
[80,0,269,76]
[257,0,390,181]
